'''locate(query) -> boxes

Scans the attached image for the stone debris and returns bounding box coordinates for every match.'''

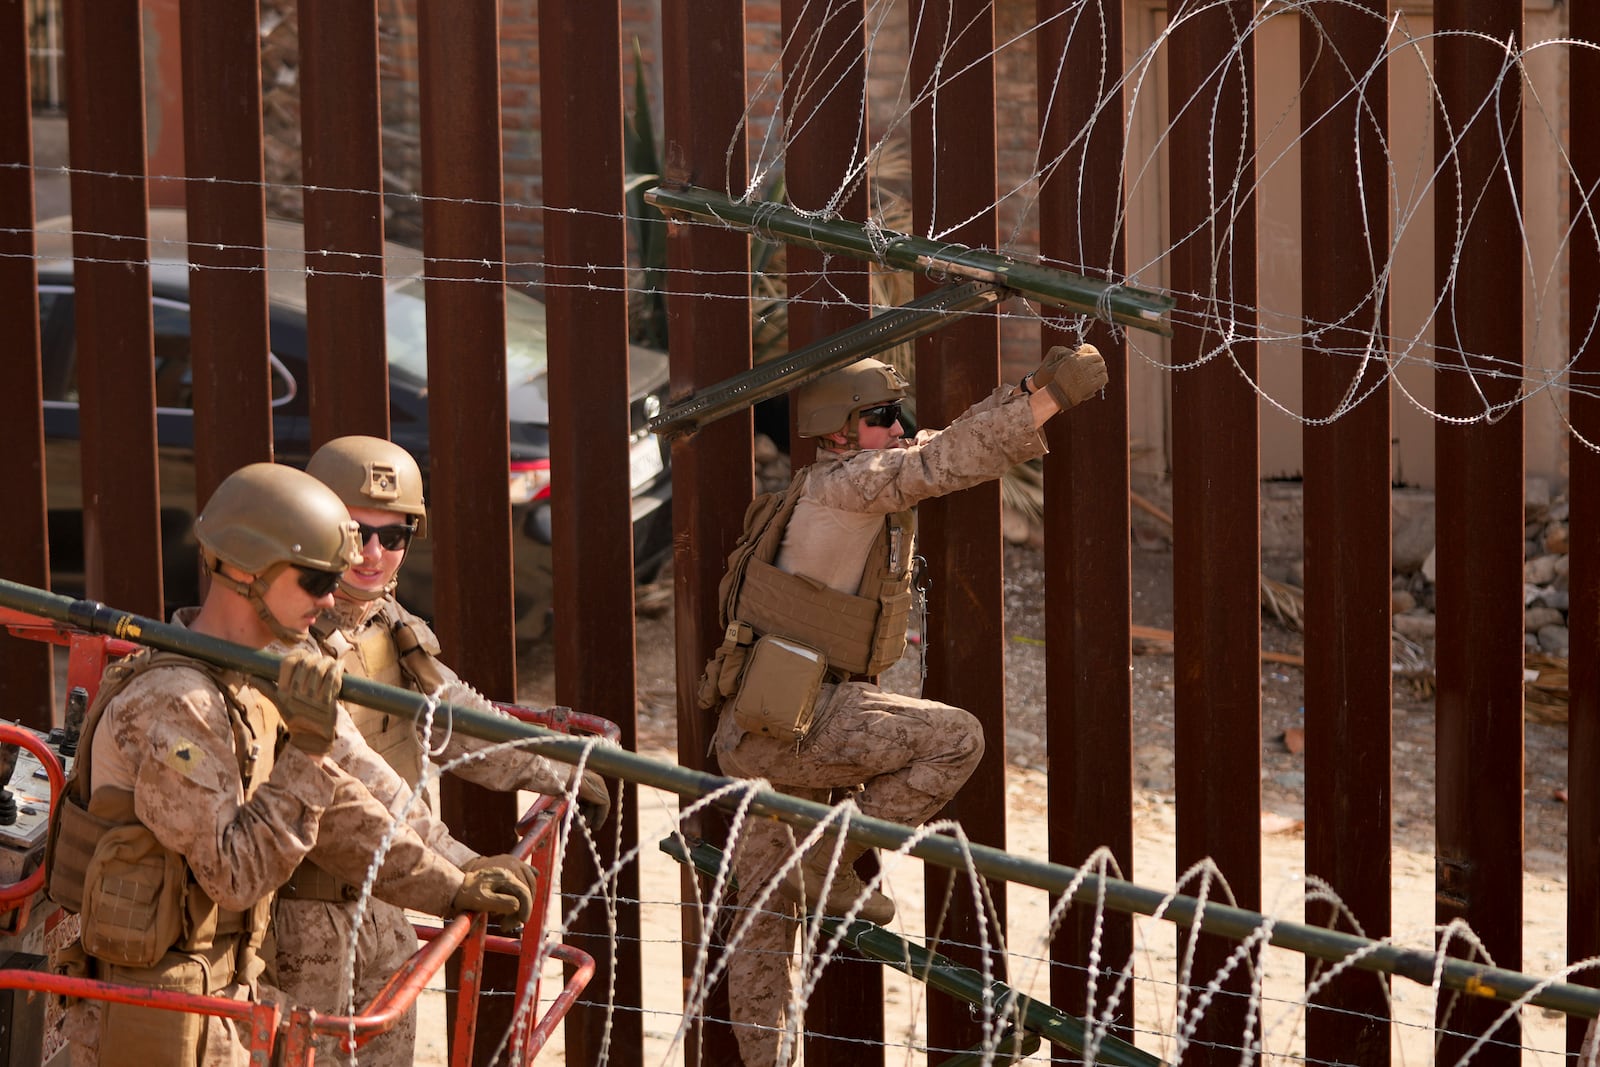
[1392,478,1573,719]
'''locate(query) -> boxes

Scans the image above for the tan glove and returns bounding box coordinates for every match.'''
[274,649,342,756]
[1026,343,1108,408]
[461,853,539,901]
[576,769,611,828]
[451,863,535,927]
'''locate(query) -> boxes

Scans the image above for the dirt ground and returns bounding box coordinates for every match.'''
[465,540,1575,1064]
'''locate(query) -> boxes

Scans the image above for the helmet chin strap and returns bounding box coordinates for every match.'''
[337,576,394,603]
[208,560,311,645]
[826,412,862,451]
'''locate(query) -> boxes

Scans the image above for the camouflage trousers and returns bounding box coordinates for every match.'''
[270,896,420,1067]
[714,680,985,1065]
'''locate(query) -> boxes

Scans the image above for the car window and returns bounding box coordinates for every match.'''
[504,288,550,385]
[46,292,297,410]
[152,299,193,408]
[37,287,71,400]
[384,279,549,385]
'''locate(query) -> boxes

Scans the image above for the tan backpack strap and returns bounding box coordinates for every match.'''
[75,651,263,794]
[718,468,810,630]
[65,651,167,804]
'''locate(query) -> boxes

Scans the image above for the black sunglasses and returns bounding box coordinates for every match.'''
[858,401,903,429]
[357,521,415,551]
[293,565,344,598]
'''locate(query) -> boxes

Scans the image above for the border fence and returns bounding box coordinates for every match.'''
[3,2,1598,1064]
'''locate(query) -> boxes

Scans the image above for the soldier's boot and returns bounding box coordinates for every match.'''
[778,841,895,925]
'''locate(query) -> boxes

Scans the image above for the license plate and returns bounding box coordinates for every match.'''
[629,435,665,490]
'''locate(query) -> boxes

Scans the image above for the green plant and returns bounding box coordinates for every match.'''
[624,40,669,350]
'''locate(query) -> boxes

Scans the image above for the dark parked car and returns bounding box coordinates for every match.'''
[34,210,672,640]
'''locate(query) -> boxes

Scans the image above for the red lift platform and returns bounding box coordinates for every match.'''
[0,607,605,1065]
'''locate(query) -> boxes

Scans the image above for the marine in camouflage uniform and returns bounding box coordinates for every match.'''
[270,436,609,1067]
[707,347,1108,1064]
[55,464,535,1067]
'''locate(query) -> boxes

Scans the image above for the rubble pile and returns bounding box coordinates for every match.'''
[1392,479,1572,718]
[1518,477,1572,659]
[1393,478,1570,659]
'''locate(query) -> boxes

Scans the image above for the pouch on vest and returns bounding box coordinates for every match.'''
[392,607,448,694]
[731,635,827,743]
[696,621,754,711]
[45,792,118,914]
[98,956,208,1067]
[79,822,187,969]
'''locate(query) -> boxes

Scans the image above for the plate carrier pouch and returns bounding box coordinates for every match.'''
[696,467,917,712]
[340,601,431,788]
[45,651,276,970]
[730,635,829,743]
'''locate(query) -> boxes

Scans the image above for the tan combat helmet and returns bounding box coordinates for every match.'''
[306,435,428,602]
[795,358,910,447]
[195,463,363,642]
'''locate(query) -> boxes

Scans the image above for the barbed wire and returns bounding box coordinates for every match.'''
[13,5,1599,1058]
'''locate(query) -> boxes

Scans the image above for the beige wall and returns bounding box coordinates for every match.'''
[1126,1,1571,489]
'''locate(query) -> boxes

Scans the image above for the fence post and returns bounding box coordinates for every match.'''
[415,3,519,1060]
[179,0,274,504]
[1167,2,1263,1062]
[538,2,646,1059]
[661,1,754,1060]
[1432,3,1525,1063]
[1299,2,1395,1063]
[1038,0,1138,1040]
[0,0,54,729]
[301,0,390,446]
[1570,4,1600,1058]
[907,2,1008,1059]
[62,0,164,618]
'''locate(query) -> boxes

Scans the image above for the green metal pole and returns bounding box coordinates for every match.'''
[657,836,1151,1062]
[645,184,1175,336]
[648,280,1006,438]
[5,576,1597,1021]
[836,919,1161,1067]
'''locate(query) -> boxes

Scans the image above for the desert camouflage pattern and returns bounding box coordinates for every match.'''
[321,706,477,867]
[716,685,983,1065]
[271,897,420,1067]
[774,385,1044,590]
[711,388,1036,1065]
[82,661,335,910]
[267,686,484,1067]
[65,651,334,1067]
[275,593,575,1067]
[268,706,470,1067]
[64,620,468,1067]
[320,596,576,796]
[722,815,813,1065]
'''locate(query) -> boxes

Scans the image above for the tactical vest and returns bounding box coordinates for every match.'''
[698,469,915,709]
[282,601,442,903]
[46,651,277,973]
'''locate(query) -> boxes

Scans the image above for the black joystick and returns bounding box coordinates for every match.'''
[0,739,17,827]
[59,687,87,759]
